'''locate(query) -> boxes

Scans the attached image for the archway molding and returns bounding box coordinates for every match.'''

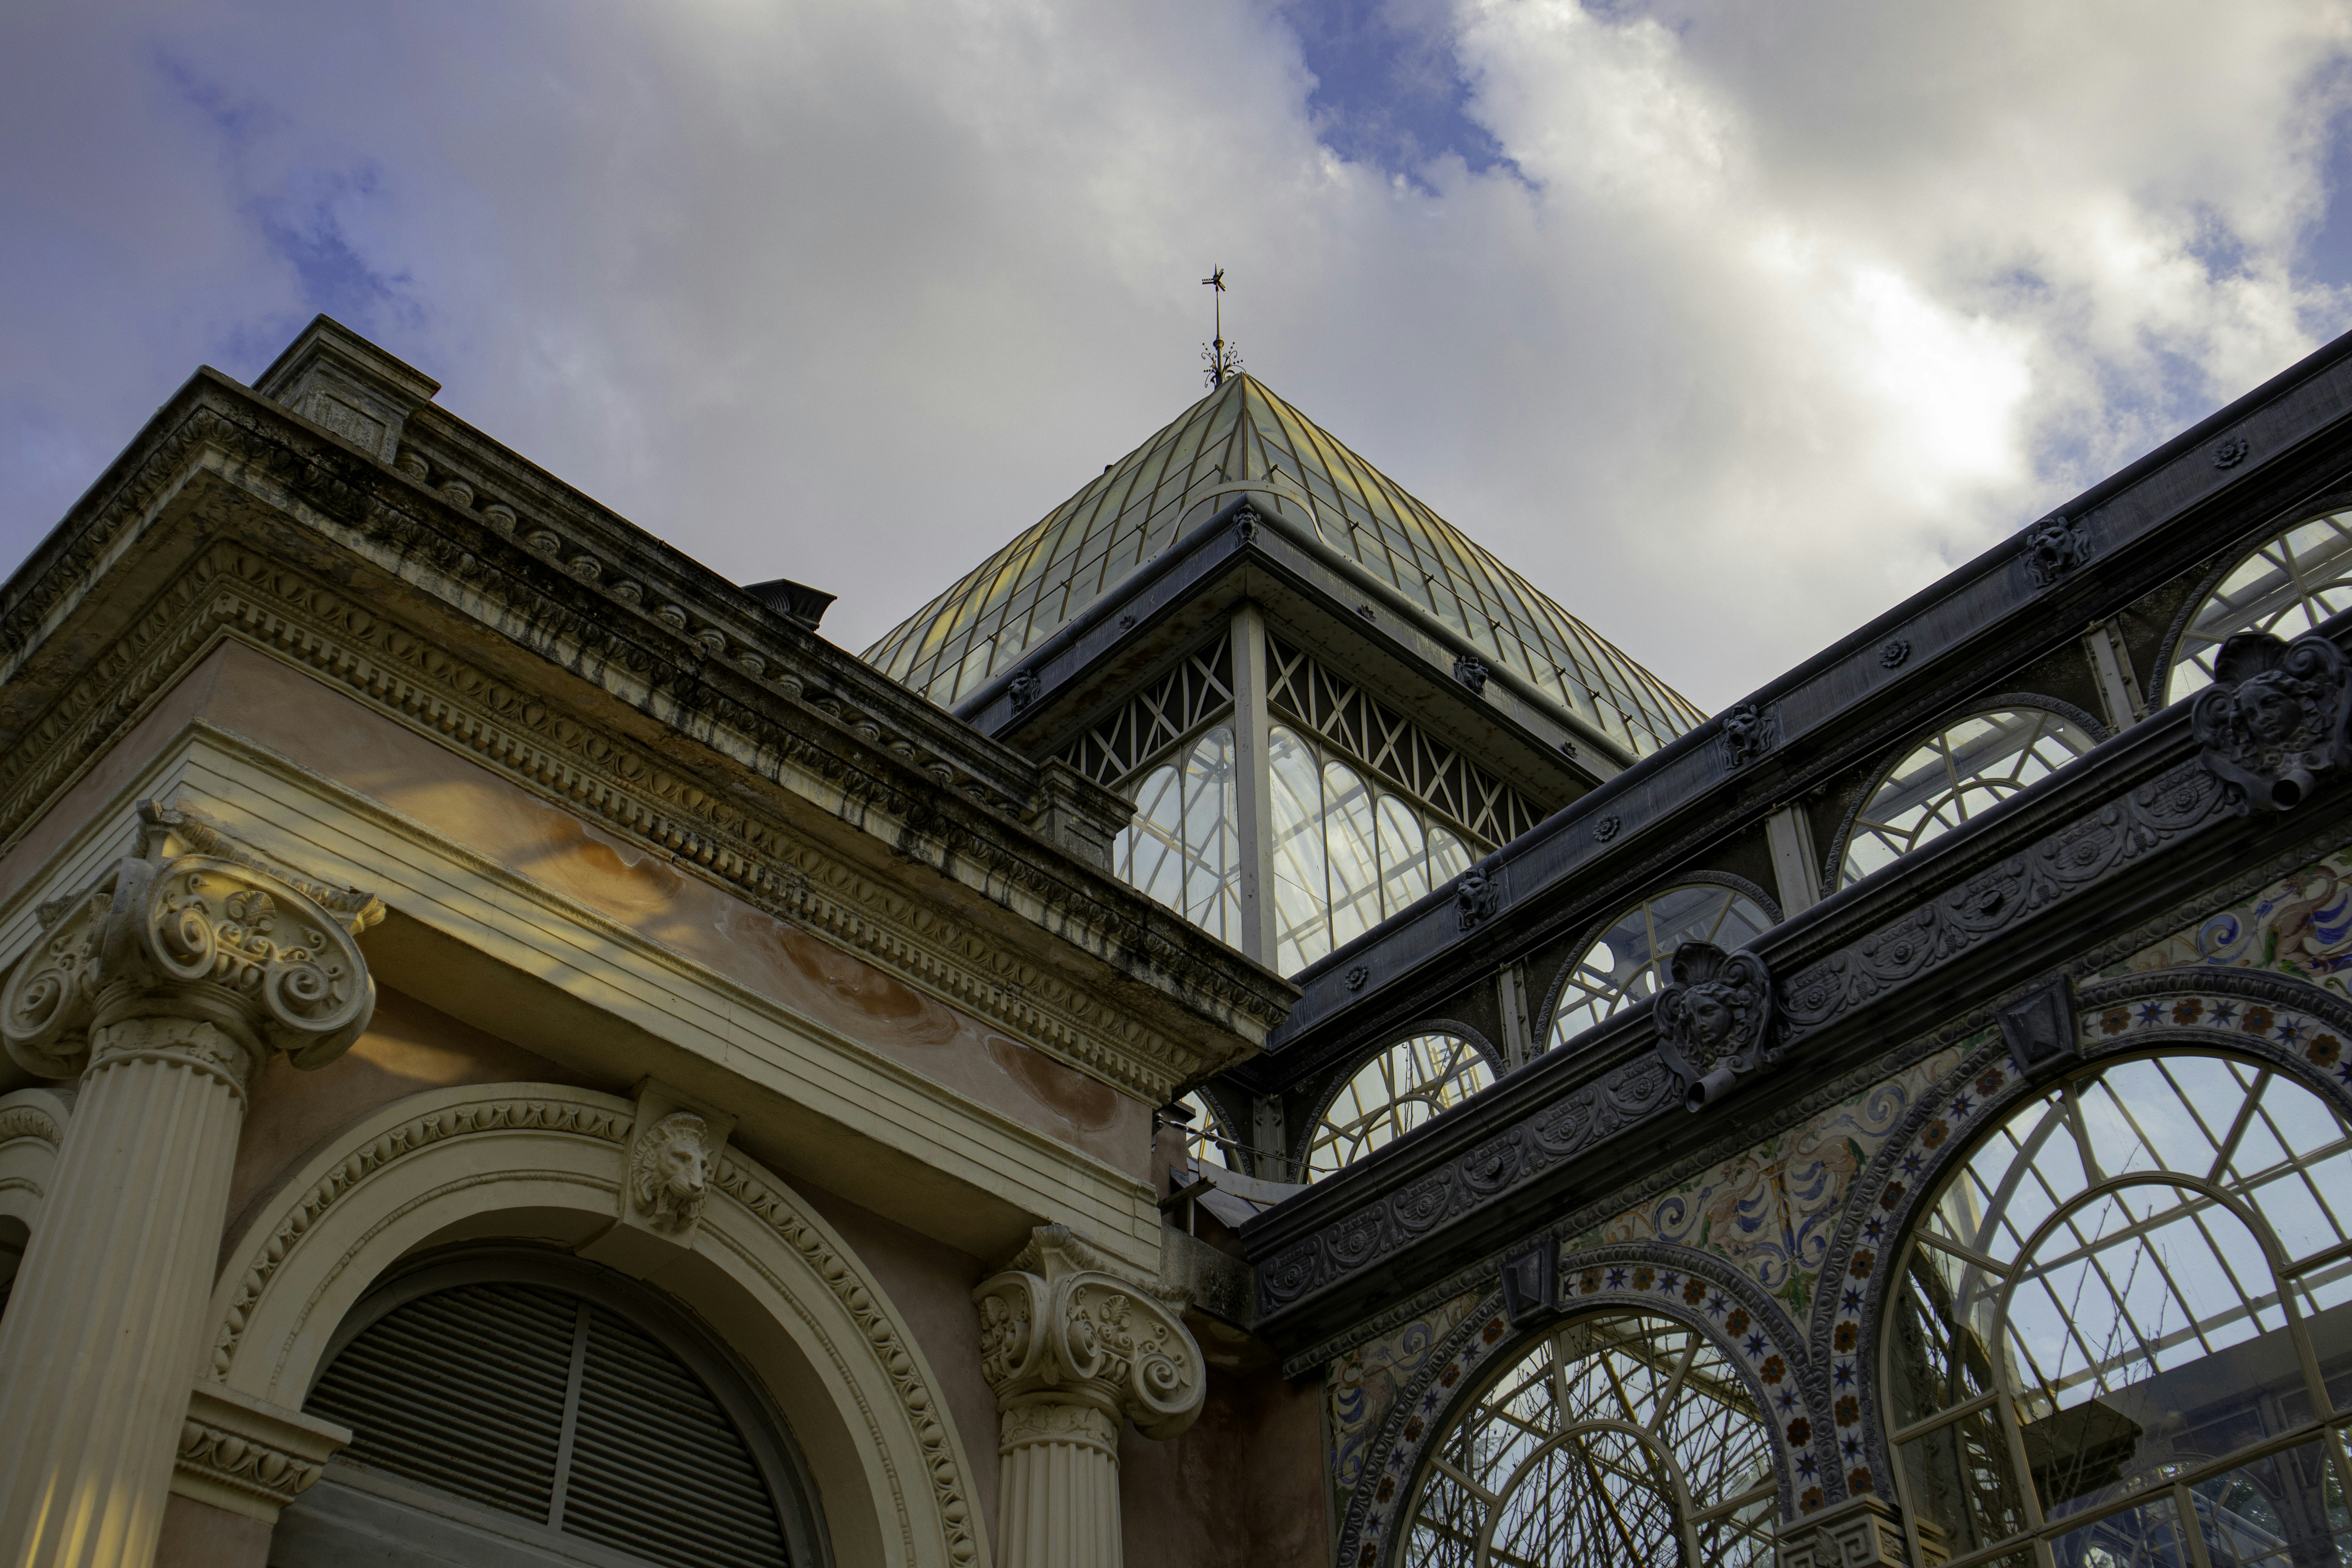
[1829,965,2352,1522]
[204,1081,989,1568]
[1335,1242,1831,1568]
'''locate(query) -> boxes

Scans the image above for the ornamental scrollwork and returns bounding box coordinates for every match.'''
[2,832,382,1080]
[2190,630,2352,813]
[1653,941,1777,1110]
[973,1225,1205,1441]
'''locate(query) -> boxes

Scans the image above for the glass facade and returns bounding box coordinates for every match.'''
[1111,725,1243,949]
[1884,1051,2352,1567]
[1305,1033,1493,1181]
[1270,726,1475,975]
[2169,510,2352,702]
[1403,1313,1778,1566]
[1840,710,2101,889]
[1548,884,1775,1050]
[864,375,1705,756]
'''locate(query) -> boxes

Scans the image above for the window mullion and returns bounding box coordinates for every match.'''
[545,1299,593,1531]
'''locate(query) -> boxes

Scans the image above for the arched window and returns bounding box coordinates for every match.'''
[1112,724,1241,945]
[1548,884,1774,1049]
[1401,1312,1778,1566]
[281,1251,825,1568]
[1266,725,1490,975]
[1177,1089,1240,1172]
[1840,709,2099,888]
[1883,1051,2352,1567]
[1305,1033,1493,1180]
[2169,510,2352,703]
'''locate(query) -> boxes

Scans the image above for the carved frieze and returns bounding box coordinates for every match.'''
[172,1383,351,1523]
[2190,630,2352,812]
[1654,941,1777,1110]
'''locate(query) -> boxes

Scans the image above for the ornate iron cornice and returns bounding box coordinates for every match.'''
[1245,685,2302,1342]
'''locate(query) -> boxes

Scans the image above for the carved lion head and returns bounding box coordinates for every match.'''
[630,1111,711,1232]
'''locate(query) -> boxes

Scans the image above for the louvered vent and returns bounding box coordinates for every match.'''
[307,1279,790,1567]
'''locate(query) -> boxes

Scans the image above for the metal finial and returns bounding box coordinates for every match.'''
[1201,266,1241,387]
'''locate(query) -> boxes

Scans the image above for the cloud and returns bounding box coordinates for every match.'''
[4,0,2351,714]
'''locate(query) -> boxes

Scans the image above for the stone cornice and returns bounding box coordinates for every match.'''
[0,379,1289,1098]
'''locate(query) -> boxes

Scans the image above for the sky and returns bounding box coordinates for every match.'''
[6,0,2352,714]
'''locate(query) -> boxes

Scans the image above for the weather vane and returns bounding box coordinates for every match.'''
[1201,266,1241,387]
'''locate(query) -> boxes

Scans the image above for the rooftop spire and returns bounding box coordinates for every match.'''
[1201,266,1242,387]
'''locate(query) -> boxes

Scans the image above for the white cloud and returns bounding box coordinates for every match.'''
[4,0,2350,711]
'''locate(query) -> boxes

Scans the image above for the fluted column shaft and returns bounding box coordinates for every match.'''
[975,1226,1207,1568]
[0,1021,253,1568]
[0,818,379,1568]
[996,1399,1125,1568]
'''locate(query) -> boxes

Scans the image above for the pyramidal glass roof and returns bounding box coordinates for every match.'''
[863,375,1706,756]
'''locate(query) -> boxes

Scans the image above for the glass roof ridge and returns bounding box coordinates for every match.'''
[862,373,1704,756]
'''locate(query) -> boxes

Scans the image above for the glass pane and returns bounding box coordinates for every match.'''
[1428,825,1472,887]
[1183,726,1241,944]
[1307,1034,1493,1179]
[1898,1403,2030,1552]
[1376,795,1430,916]
[1843,709,2100,886]
[1549,885,1774,1049]
[1324,762,1382,950]
[2172,510,2352,702]
[1269,727,1330,974]
[2187,1434,2352,1567]
[2049,1491,2194,1568]
[1403,1314,1774,1568]
[1123,764,1184,914]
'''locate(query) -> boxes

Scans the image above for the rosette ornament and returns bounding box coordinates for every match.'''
[3,851,379,1083]
[972,1226,1205,1568]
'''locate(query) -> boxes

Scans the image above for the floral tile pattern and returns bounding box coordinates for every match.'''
[1326,1289,1481,1504]
[2116,843,2352,988]
[1568,1045,1962,1321]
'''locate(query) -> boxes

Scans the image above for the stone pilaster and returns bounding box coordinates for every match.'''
[974,1227,1206,1568]
[0,807,379,1568]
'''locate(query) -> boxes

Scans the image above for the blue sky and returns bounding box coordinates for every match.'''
[6,0,2352,709]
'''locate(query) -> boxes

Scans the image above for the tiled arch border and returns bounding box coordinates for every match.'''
[1829,965,2352,1510]
[1335,1241,1831,1568]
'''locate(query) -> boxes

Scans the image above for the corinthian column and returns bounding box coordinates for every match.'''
[974,1227,1206,1568]
[0,810,379,1568]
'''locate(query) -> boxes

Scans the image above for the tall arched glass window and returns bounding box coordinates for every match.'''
[1267,725,1488,975]
[1402,1312,1778,1566]
[1548,885,1773,1050]
[1884,1051,2352,1567]
[1305,1033,1493,1181]
[2169,510,2352,702]
[282,1252,823,1567]
[1840,709,2099,888]
[1112,723,1241,946]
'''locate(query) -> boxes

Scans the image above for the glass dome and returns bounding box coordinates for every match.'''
[864,375,1706,756]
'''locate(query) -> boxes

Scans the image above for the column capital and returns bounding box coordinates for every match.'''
[973,1225,1206,1441]
[2,803,383,1082]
